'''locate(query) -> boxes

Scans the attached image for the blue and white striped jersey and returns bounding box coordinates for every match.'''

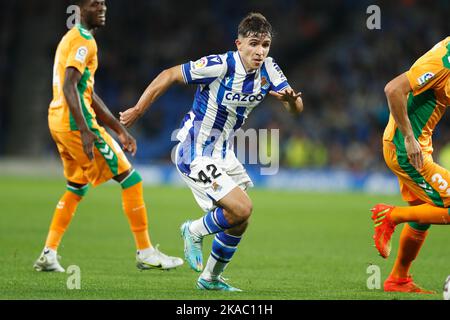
[176,51,289,168]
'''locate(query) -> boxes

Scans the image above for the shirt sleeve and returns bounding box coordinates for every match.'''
[66,36,95,74]
[181,54,226,85]
[265,57,290,92]
[406,41,448,96]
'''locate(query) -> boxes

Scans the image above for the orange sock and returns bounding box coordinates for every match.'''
[122,181,152,250]
[391,203,450,225]
[45,191,82,250]
[390,224,428,278]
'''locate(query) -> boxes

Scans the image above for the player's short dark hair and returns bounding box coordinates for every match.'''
[238,13,273,39]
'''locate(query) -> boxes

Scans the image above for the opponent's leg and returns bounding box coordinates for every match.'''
[390,200,430,279]
[385,227,433,293]
[372,149,450,259]
[373,142,437,293]
[371,201,450,258]
[115,169,183,270]
[381,200,434,293]
[34,182,88,272]
[390,204,450,225]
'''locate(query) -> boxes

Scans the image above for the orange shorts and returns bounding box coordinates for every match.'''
[383,141,450,207]
[50,127,131,186]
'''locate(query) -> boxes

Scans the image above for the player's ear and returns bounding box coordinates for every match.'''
[235,38,241,49]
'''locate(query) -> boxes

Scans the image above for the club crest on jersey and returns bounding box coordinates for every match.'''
[211,181,222,192]
[261,76,270,90]
[417,72,435,86]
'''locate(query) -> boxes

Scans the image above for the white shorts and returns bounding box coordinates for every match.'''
[175,143,253,212]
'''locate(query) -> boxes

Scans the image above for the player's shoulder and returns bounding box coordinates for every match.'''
[191,53,227,72]
[63,25,96,46]
[263,56,285,72]
[407,37,450,91]
[429,37,450,53]
[199,53,227,66]
[262,56,283,70]
[414,37,450,69]
[263,56,275,64]
[73,24,95,41]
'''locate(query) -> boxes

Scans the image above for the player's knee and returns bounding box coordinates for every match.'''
[66,181,89,197]
[244,201,253,219]
[117,169,143,189]
[239,218,250,232]
[233,200,253,223]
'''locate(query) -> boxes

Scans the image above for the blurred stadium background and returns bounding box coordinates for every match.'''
[0,0,449,300]
[1,0,450,192]
[1,0,449,191]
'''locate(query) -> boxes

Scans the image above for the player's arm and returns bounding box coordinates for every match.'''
[63,67,99,160]
[92,92,137,156]
[269,87,303,115]
[120,65,184,127]
[384,72,423,169]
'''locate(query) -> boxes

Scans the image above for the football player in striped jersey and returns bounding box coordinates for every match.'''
[121,12,303,291]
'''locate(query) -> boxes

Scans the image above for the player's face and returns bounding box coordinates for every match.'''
[81,0,107,29]
[236,34,271,72]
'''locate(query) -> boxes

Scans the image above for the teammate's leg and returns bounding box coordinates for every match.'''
[114,168,183,270]
[34,181,88,272]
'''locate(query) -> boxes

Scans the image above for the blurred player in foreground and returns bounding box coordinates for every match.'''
[371,36,450,293]
[120,13,303,291]
[34,0,182,272]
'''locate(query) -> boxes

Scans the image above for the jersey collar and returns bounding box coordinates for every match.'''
[235,51,258,75]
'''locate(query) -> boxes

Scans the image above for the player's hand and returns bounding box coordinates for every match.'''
[117,130,137,157]
[81,129,100,161]
[404,135,423,170]
[269,87,302,104]
[119,106,142,128]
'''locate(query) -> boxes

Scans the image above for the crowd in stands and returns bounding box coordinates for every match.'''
[2,0,449,173]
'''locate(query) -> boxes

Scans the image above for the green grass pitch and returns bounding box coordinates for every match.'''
[0,176,447,300]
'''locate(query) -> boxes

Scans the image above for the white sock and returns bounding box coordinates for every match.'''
[137,247,155,257]
[201,255,227,281]
[44,247,57,258]
[189,218,209,238]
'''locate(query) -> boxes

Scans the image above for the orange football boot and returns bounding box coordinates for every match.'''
[371,204,396,258]
[384,275,436,294]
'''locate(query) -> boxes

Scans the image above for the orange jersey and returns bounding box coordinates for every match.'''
[48,24,100,132]
[383,36,450,154]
